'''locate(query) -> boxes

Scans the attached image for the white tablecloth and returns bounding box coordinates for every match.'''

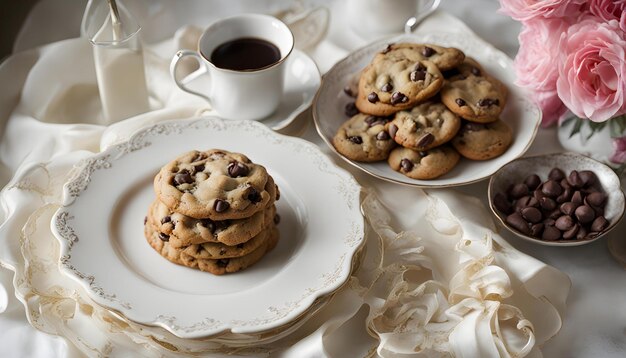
[1,1,625,357]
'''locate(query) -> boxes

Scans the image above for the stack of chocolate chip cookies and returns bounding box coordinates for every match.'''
[144,149,280,275]
[333,43,513,180]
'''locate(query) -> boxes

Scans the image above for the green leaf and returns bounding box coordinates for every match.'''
[610,115,626,138]
[586,120,608,140]
[568,117,584,139]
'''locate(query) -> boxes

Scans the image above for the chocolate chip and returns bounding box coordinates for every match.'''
[161,216,171,224]
[548,168,565,181]
[567,170,584,188]
[556,187,572,204]
[194,164,205,173]
[389,124,398,139]
[227,162,249,178]
[344,102,359,117]
[382,43,393,54]
[400,158,413,172]
[410,70,426,82]
[414,63,426,71]
[421,46,435,57]
[158,232,170,242]
[174,172,193,185]
[514,196,533,212]
[419,151,428,157]
[555,215,575,231]
[349,136,363,144]
[576,226,588,240]
[471,67,481,76]
[560,201,578,216]
[201,219,216,232]
[416,133,434,148]
[547,208,563,219]
[390,92,408,105]
[560,178,571,190]
[367,92,379,103]
[216,259,229,268]
[236,243,245,249]
[274,214,281,225]
[591,216,609,232]
[574,205,595,224]
[143,216,147,225]
[506,212,530,235]
[214,199,230,212]
[542,226,561,241]
[524,174,541,191]
[542,180,562,197]
[455,98,466,107]
[369,119,387,127]
[509,183,529,200]
[563,224,580,240]
[544,218,556,227]
[571,191,583,205]
[364,116,377,125]
[585,192,607,207]
[521,207,542,223]
[246,187,262,203]
[343,85,355,97]
[540,197,557,211]
[478,98,498,107]
[494,193,512,214]
[376,131,390,140]
[579,170,597,187]
[381,83,393,92]
[531,223,544,236]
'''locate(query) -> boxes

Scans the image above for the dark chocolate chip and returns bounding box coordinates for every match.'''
[579,170,597,187]
[506,212,530,235]
[544,218,556,227]
[158,232,170,242]
[416,133,434,148]
[585,192,607,207]
[161,216,171,224]
[246,187,262,203]
[555,215,574,231]
[548,168,565,181]
[563,224,580,240]
[348,136,363,144]
[567,170,584,188]
[455,98,466,107]
[542,226,561,241]
[364,116,377,125]
[410,70,426,82]
[381,83,393,92]
[274,214,281,225]
[414,63,426,71]
[560,178,571,190]
[201,219,216,232]
[560,201,578,216]
[369,119,387,127]
[574,205,595,224]
[514,196,533,213]
[576,226,588,240]
[591,216,609,232]
[493,193,512,214]
[174,172,193,185]
[548,208,562,219]
[531,223,544,237]
[194,164,205,173]
[376,131,390,140]
[571,191,583,205]
[390,92,408,105]
[542,180,563,198]
[227,162,249,178]
[214,199,230,213]
[540,197,557,211]
[521,207,542,223]
[143,216,147,225]
[400,158,414,172]
[421,46,435,57]
[382,44,393,54]
[478,98,498,107]
[556,187,573,204]
[344,102,359,117]
[216,259,229,268]
[367,92,379,103]
[389,124,398,139]
[419,151,428,157]
[509,183,529,200]
[524,174,541,191]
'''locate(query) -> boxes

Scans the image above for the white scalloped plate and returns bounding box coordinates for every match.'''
[51,117,363,339]
[313,32,542,187]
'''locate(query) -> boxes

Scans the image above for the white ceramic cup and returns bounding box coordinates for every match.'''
[170,14,294,121]
[347,0,438,36]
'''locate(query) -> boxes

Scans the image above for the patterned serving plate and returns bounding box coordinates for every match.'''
[313,32,542,187]
[51,117,364,339]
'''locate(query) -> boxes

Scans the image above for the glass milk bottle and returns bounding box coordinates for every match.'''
[82,0,150,124]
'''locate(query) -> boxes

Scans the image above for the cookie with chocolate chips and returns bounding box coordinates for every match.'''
[180,222,274,259]
[145,219,278,275]
[377,43,465,71]
[440,57,508,123]
[148,200,276,247]
[154,149,277,220]
[355,53,443,116]
[333,113,396,162]
[387,101,461,151]
[388,145,460,179]
[451,119,513,160]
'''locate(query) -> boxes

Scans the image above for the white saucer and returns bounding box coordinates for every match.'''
[182,49,320,131]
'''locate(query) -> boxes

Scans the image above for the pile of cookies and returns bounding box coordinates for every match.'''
[144,149,280,275]
[333,43,513,180]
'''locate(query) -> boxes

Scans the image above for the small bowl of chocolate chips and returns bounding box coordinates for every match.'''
[488,152,625,246]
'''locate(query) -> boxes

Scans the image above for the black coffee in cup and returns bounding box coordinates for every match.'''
[210,37,281,71]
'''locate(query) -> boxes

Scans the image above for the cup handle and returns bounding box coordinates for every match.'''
[170,50,212,104]
[404,0,441,34]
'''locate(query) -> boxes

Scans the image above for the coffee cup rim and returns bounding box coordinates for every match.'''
[197,13,294,74]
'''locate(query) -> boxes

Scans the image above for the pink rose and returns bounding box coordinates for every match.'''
[588,0,626,24]
[499,0,585,22]
[621,11,626,32]
[610,136,626,164]
[514,19,570,91]
[534,89,568,127]
[556,18,626,122]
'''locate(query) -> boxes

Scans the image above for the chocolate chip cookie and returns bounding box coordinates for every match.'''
[154,150,277,220]
[332,113,396,162]
[388,145,460,179]
[387,101,461,151]
[451,119,513,160]
[355,56,443,116]
[148,200,276,248]
[440,58,508,123]
[377,43,465,71]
